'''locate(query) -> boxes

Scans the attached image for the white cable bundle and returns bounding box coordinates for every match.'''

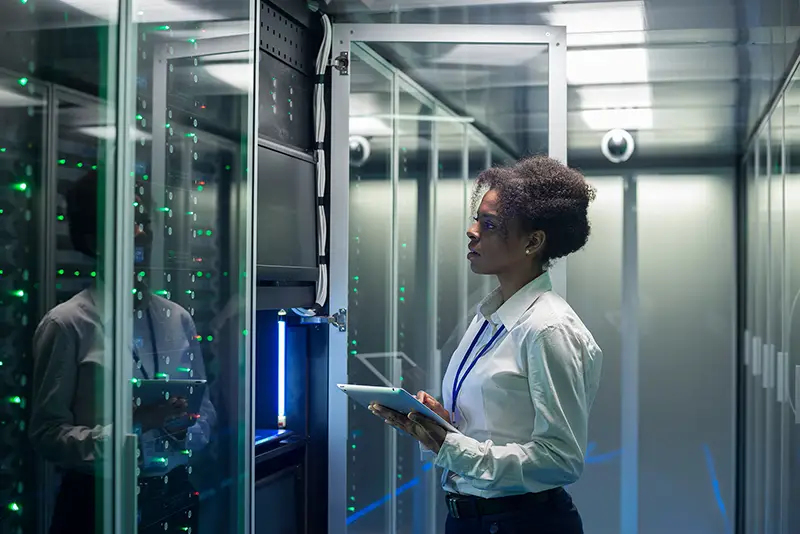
[293,12,332,317]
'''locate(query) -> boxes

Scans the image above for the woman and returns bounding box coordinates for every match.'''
[372,155,602,534]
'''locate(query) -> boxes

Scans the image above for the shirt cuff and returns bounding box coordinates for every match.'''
[434,432,480,473]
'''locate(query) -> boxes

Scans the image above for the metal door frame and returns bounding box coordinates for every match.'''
[327,23,567,534]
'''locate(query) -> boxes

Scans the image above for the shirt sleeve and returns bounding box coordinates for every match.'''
[29,316,111,473]
[434,323,591,493]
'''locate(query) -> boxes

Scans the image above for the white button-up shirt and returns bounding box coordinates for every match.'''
[433,271,602,498]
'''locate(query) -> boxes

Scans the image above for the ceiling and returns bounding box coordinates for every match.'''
[326,0,800,166]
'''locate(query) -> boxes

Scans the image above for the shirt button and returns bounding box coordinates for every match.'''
[489,523,499,534]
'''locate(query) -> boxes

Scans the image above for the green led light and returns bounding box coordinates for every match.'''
[181,450,191,455]
[0,148,5,152]
[13,182,27,191]
[154,456,168,464]
[351,340,357,346]
[138,271,146,278]
[58,159,66,165]
[353,287,358,293]
[223,271,229,277]
[0,209,3,214]
[399,297,405,302]
[398,474,403,479]
[17,77,28,87]
[12,290,24,298]
[9,396,22,404]
[131,378,140,385]
[348,507,355,513]
[350,350,357,356]
[196,271,203,277]
[91,165,97,170]
[155,373,168,379]
[90,271,97,277]
[177,367,191,373]
[73,270,80,276]
[242,329,249,336]
[399,286,405,292]
[351,444,356,449]
[353,275,359,281]
[57,215,65,221]
[206,335,213,342]
[401,243,407,248]
[158,25,170,31]
[205,230,212,236]
[136,114,143,120]
[8,502,20,513]
[77,162,83,168]
[186,211,194,215]
[58,269,64,275]
[133,201,139,207]
[185,290,193,295]
[197,185,204,192]
[143,174,149,180]
[0,270,3,275]
[131,289,137,294]
[159,207,169,212]
[225,165,231,170]
[350,496,355,502]
[155,290,167,296]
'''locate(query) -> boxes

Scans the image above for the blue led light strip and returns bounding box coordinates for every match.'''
[278,319,286,427]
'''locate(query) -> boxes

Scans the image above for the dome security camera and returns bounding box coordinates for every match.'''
[349,135,371,168]
[601,129,635,163]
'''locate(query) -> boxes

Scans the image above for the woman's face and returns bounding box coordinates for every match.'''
[466,189,535,275]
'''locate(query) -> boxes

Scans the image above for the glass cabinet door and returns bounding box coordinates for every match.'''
[123,5,255,534]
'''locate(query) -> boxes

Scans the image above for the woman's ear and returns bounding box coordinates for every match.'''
[525,230,546,257]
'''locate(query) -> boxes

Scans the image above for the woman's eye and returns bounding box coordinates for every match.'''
[483,220,495,230]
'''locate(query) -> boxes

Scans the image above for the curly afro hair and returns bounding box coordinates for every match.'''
[473,155,596,265]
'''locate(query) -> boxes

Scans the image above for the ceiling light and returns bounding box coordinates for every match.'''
[431,44,547,67]
[350,117,393,137]
[0,88,44,108]
[545,1,645,40]
[203,64,252,92]
[59,0,222,23]
[581,108,653,131]
[76,126,152,142]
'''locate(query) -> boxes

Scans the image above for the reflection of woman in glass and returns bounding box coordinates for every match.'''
[29,173,215,534]
[373,156,602,534]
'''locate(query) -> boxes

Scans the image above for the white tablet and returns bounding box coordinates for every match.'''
[337,384,459,434]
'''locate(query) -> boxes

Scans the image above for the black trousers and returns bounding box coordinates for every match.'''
[444,488,584,534]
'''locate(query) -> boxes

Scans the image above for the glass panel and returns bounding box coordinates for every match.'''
[767,99,784,534]
[637,174,736,533]
[0,71,47,534]
[2,5,120,534]
[784,72,800,534]
[756,131,769,534]
[127,7,253,534]
[371,42,549,157]
[745,150,757,534]
[345,45,395,534]
[566,175,623,534]
[342,39,552,534]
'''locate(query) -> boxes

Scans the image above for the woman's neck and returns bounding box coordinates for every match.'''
[497,266,544,303]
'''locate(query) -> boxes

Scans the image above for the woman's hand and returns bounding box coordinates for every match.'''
[369,403,449,454]
[415,390,450,422]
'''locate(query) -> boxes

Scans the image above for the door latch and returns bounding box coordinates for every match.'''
[299,308,347,332]
[332,51,349,75]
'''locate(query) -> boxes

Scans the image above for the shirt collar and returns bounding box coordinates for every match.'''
[477,271,553,330]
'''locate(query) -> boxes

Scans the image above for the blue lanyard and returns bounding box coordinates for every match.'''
[451,320,506,422]
[132,310,160,380]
